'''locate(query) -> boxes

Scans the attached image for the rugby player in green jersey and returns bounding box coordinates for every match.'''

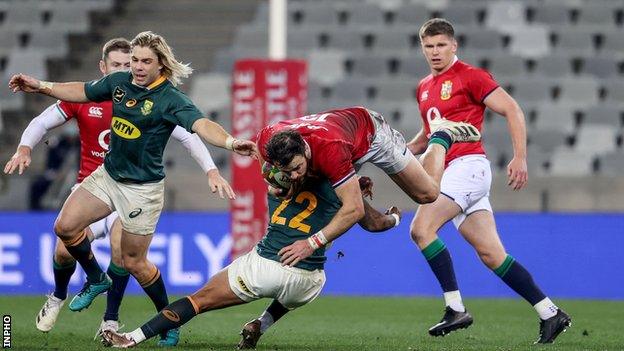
[9,31,257,346]
[100,176,401,348]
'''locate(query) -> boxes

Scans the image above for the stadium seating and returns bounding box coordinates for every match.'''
[3,0,624,211]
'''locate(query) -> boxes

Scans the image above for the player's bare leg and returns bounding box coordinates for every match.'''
[410,195,472,336]
[390,155,441,204]
[102,269,246,348]
[459,211,571,343]
[121,229,180,346]
[54,187,112,311]
[390,122,481,204]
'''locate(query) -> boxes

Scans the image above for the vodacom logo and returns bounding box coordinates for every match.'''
[426,107,442,124]
[98,130,110,150]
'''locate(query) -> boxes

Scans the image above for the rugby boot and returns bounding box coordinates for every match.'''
[36,294,65,332]
[96,319,123,346]
[102,330,137,348]
[430,118,481,143]
[237,319,262,349]
[535,309,572,344]
[428,306,474,336]
[157,328,180,347]
[68,275,112,311]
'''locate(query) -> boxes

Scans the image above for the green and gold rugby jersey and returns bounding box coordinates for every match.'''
[84,71,204,183]
[257,179,342,271]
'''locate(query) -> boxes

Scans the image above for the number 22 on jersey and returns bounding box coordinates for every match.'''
[271,192,318,234]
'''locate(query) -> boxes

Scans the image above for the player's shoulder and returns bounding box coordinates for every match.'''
[87,71,130,88]
[163,85,194,105]
[103,71,131,83]
[455,60,493,79]
[418,74,434,88]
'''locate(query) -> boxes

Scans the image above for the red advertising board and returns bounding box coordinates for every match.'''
[230,59,307,259]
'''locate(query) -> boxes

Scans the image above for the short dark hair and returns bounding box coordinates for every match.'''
[419,18,455,40]
[266,130,306,167]
[102,38,131,61]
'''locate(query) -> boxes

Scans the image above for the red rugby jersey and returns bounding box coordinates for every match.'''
[256,107,375,187]
[416,59,499,166]
[56,101,112,182]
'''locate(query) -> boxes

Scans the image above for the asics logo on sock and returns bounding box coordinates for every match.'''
[162,309,180,322]
[129,208,143,218]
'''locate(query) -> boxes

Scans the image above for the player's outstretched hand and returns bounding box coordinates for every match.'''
[4,146,32,175]
[358,175,373,199]
[207,169,235,199]
[507,156,528,190]
[278,239,314,267]
[232,139,259,159]
[8,73,41,93]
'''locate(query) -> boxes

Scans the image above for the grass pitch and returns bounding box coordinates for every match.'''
[2,295,622,350]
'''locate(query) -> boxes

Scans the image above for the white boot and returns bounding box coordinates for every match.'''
[36,294,65,332]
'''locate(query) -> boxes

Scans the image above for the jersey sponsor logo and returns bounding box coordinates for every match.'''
[113,86,126,104]
[162,309,180,322]
[421,90,429,102]
[237,276,252,295]
[141,100,153,115]
[441,80,453,100]
[111,117,141,139]
[98,130,110,151]
[91,150,106,158]
[129,208,143,218]
[125,99,137,108]
[88,106,103,117]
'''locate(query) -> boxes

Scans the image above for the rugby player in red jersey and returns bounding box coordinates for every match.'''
[255,106,480,268]
[406,18,570,343]
[4,38,232,345]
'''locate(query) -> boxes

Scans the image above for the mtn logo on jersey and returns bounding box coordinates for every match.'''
[88,106,103,118]
[112,117,141,139]
[441,80,453,100]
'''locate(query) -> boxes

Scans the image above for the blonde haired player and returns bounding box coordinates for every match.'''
[8,31,257,346]
[4,37,233,345]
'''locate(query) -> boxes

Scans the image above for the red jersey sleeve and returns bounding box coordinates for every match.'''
[56,101,79,121]
[466,68,499,103]
[315,141,356,188]
[255,126,273,162]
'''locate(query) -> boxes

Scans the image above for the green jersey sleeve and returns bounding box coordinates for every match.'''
[84,71,129,102]
[165,91,205,133]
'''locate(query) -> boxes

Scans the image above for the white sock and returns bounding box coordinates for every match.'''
[534,297,558,320]
[127,328,146,344]
[258,311,274,334]
[443,290,465,313]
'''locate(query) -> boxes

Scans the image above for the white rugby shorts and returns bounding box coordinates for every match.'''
[441,155,493,228]
[226,249,326,309]
[354,109,416,175]
[79,165,164,235]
